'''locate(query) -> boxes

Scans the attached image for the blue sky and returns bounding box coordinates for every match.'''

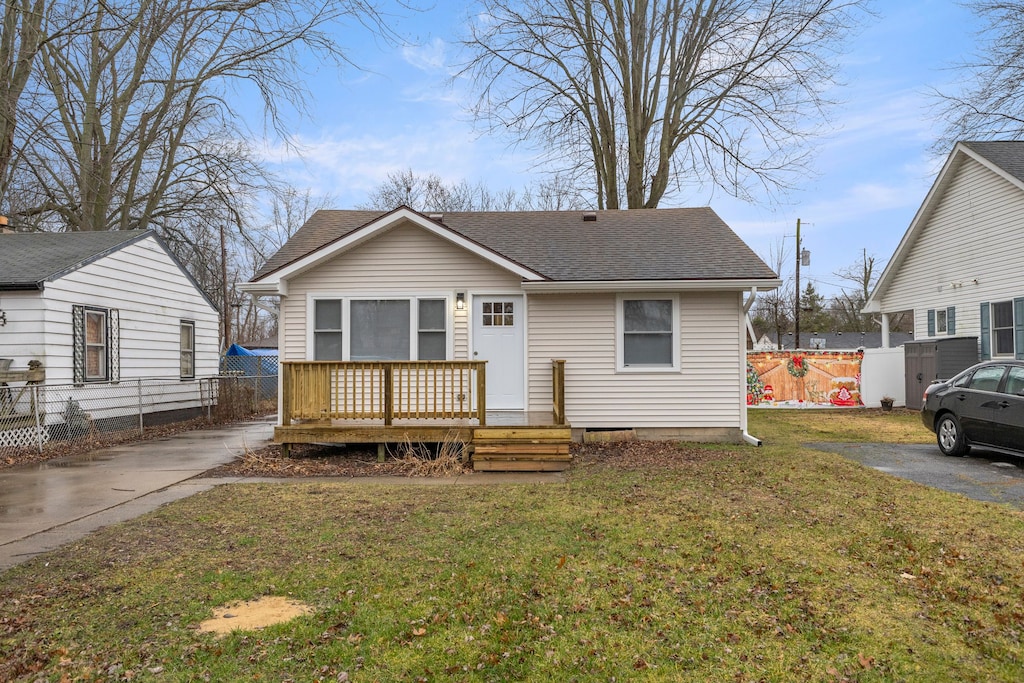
[260,1,982,298]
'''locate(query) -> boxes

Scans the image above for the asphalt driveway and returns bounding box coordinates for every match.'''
[810,442,1024,510]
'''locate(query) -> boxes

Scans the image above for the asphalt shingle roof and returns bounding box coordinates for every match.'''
[0,230,150,289]
[253,208,777,282]
[962,141,1024,184]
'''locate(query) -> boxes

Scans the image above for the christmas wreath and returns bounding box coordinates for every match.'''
[787,354,809,378]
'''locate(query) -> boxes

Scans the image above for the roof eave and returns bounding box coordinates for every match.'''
[0,282,44,291]
[250,207,547,285]
[522,278,782,294]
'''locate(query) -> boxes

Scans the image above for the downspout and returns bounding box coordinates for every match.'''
[741,288,763,446]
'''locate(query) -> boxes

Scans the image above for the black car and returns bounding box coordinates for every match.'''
[921,360,1024,457]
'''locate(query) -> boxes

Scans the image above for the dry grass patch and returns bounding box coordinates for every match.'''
[0,410,1021,682]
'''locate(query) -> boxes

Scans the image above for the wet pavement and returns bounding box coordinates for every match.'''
[810,442,1024,510]
[0,419,276,571]
[0,419,566,573]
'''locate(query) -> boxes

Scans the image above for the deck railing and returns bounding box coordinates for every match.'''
[281,361,487,426]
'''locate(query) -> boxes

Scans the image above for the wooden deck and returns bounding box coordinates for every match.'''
[276,361,571,471]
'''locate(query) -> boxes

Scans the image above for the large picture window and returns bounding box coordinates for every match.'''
[619,297,677,370]
[312,297,448,361]
[351,300,411,361]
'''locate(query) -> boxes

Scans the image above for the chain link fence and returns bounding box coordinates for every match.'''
[0,371,278,460]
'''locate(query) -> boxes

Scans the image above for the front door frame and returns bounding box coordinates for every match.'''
[469,292,527,411]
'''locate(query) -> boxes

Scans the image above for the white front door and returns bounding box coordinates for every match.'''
[473,295,525,410]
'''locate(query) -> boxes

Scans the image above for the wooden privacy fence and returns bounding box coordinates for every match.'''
[281,361,487,426]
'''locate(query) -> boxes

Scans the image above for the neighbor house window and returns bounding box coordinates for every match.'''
[72,305,119,384]
[180,321,195,379]
[927,306,955,336]
[992,301,1014,356]
[619,297,677,370]
[85,309,107,380]
[314,299,343,360]
[311,297,448,361]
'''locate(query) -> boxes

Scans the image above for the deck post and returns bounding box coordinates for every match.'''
[281,363,293,426]
[384,365,394,425]
[551,359,566,425]
[476,362,486,426]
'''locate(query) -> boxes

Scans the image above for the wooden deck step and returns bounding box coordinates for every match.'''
[470,426,573,472]
[473,459,571,472]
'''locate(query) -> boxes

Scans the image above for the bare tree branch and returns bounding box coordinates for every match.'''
[459,0,870,209]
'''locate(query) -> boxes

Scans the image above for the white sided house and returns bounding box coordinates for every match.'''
[864,141,1024,403]
[0,230,219,434]
[244,207,780,463]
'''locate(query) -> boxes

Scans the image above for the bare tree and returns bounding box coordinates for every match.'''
[830,249,876,332]
[357,168,588,211]
[751,237,792,347]
[461,0,870,209]
[8,0,390,232]
[935,1,1024,145]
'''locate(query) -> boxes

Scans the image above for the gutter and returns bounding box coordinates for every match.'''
[742,431,762,447]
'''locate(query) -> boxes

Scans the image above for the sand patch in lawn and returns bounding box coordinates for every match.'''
[198,595,314,635]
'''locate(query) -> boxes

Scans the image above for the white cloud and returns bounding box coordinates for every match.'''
[401,38,449,73]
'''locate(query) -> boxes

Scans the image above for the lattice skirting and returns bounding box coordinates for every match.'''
[0,425,50,449]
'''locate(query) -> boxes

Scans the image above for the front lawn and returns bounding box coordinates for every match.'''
[1,409,1021,681]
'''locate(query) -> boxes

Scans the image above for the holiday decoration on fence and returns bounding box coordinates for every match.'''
[787,354,809,378]
[746,362,765,405]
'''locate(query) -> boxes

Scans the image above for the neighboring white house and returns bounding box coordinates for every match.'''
[0,229,220,426]
[864,141,1024,361]
[243,206,781,443]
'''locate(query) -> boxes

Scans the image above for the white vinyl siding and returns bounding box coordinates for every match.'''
[527,291,742,428]
[879,157,1024,341]
[0,236,219,385]
[282,222,523,362]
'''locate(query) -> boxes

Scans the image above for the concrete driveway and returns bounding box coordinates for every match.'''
[810,442,1024,510]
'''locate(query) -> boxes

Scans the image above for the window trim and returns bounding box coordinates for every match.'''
[84,307,109,382]
[180,320,196,379]
[615,294,680,372]
[307,294,452,361]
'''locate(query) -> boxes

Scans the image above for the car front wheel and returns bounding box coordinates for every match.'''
[936,413,968,456]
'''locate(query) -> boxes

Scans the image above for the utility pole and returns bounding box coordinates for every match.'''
[220,223,230,350]
[794,219,810,349]
[795,218,801,350]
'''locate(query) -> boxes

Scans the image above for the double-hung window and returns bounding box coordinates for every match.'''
[619,297,678,370]
[992,301,1015,356]
[314,299,344,360]
[73,305,119,384]
[180,321,195,379]
[312,297,448,361]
